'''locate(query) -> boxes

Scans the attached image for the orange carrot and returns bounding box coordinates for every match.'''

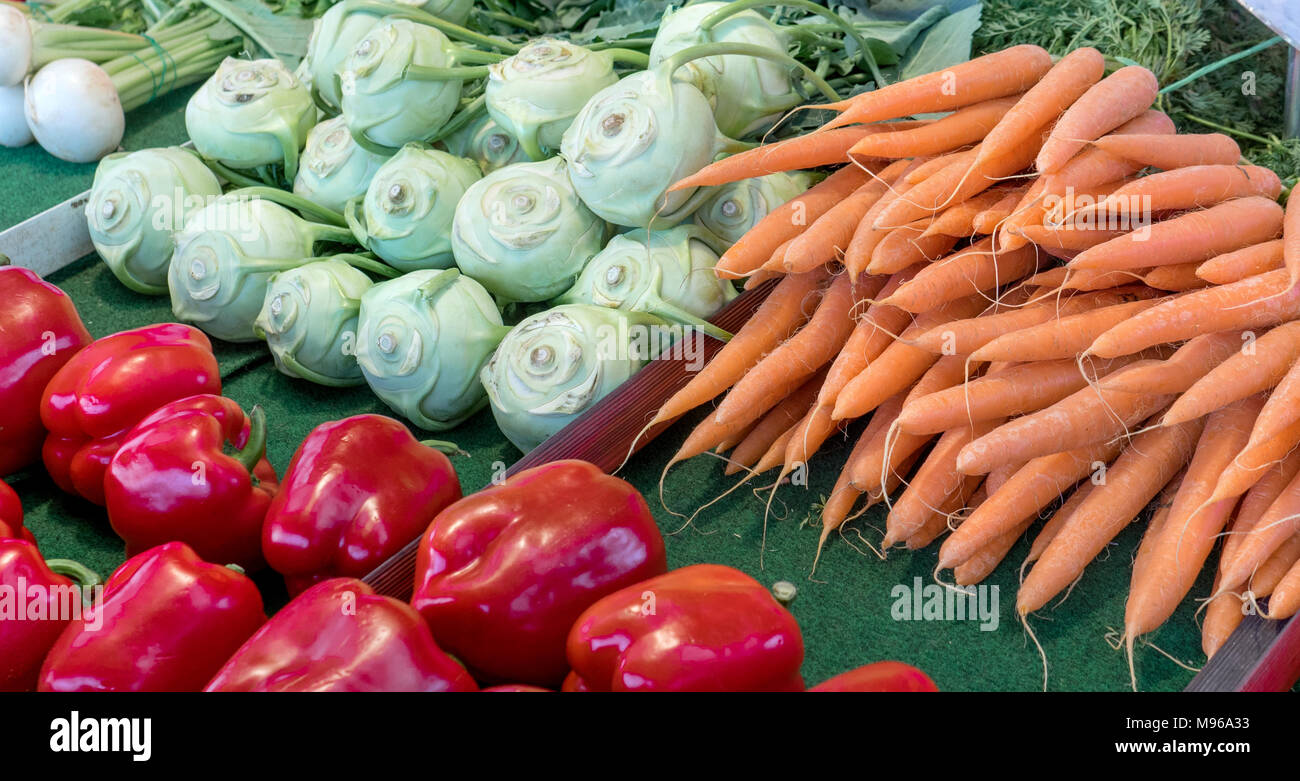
[864,222,959,276]
[1017,414,1205,614]
[843,161,924,276]
[1087,269,1300,358]
[1234,355,1300,470]
[1128,469,1185,586]
[1264,556,1300,619]
[654,267,829,425]
[1015,225,1128,251]
[955,513,1033,585]
[1196,239,1285,285]
[1078,165,1281,220]
[743,267,784,290]
[885,419,1000,546]
[848,96,1019,161]
[920,188,1008,238]
[1099,330,1243,394]
[716,165,872,279]
[724,370,826,475]
[1141,263,1209,291]
[1208,416,1300,508]
[1036,65,1159,174]
[1216,462,1300,599]
[977,47,1105,168]
[1089,132,1241,170]
[1218,449,1300,586]
[955,359,1175,474]
[714,271,856,426]
[1286,190,1300,289]
[1161,321,1300,426]
[783,160,910,273]
[969,295,1164,362]
[971,188,1027,234]
[820,44,1053,130]
[879,241,1040,313]
[1024,480,1098,569]
[905,150,974,185]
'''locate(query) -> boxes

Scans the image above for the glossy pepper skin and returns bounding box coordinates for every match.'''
[413,459,667,686]
[105,395,278,571]
[40,323,221,505]
[206,578,477,692]
[0,267,91,477]
[566,564,805,692]
[0,479,35,545]
[262,415,461,596]
[0,540,99,691]
[38,542,266,692]
[808,662,939,692]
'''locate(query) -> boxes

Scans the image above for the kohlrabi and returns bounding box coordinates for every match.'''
[485,38,625,161]
[692,171,813,244]
[186,58,317,181]
[556,225,737,340]
[451,156,606,303]
[481,304,661,452]
[340,19,470,153]
[294,116,388,215]
[303,2,384,112]
[0,84,32,147]
[356,268,510,430]
[346,144,482,272]
[438,112,530,174]
[87,147,223,295]
[168,194,355,343]
[255,257,375,387]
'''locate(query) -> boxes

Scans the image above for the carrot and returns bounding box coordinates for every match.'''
[1161,321,1300,426]
[1202,574,1243,659]
[743,267,784,291]
[848,96,1019,161]
[653,267,829,425]
[1099,330,1242,394]
[1141,263,1210,291]
[1234,356,1300,470]
[1205,529,1300,655]
[919,188,1007,238]
[1087,269,1300,358]
[956,359,1175,475]
[1024,481,1097,570]
[832,295,987,421]
[1217,449,1300,586]
[1069,197,1284,271]
[969,295,1164,362]
[879,241,1041,313]
[939,440,1122,569]
[970,188,1027,235]
[1249,532,1300,597]
[723,370,826,475]
[1078,165,1281,220]
[1053,268,1150,291]
[955,514,1033,585]
[1017,414,1204,615]
[1015,225,1129,251]
[668,123,921,191]
[899,353,1146,435]
[884,419,1000,546]
[716,165,873,279]
[1208,417,1300,507]
[843,161,924,276]
[714,271,856,426]
[864,222,959,276]
[1089,132,1241,170]
[1285,190,1300,289]
[1261,553,1300,619]
[817,454,866,562]
[1125,395,1261,638]
[976,47,1105,168]
[819,44,1053,130]
[1128,469,1185,586]
[1036,65,1158,174]
[905,150,974,185]
[1196,239,1285,285]
[783,160,910,273]
[1216,463,1300,599]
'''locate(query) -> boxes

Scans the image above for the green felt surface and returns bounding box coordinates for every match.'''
[0,86,1221,694]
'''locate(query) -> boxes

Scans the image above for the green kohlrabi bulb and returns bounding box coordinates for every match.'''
[451,156,606,303]
[340,19,462,152]
[407,0,472,25]
[294,116,389,214]
[692,171,813,245]
[346,144,482,272]
[304,3,384,112]
[486,39,618,161]
[186,58,316,180]
[254,257,374,386]
[556,225,737,339]
[86,147,223,295]
[168,196,335,343]
[437,112,530,174]
[481,304,661,452]
[560,69,741,229]
[649,2,798,139]
[356,268,510,430]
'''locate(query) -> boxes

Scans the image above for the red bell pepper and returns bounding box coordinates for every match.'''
[40,323,221,505]
[0,479,35,545]
[566,564,805,692]
[413,459,667,686]
[262,415,461,596]
[38,542,266,692]
[105,395,277,571]
[0,267,91,476]
[0,540,100,691]
[206,578,477,692]
[808,661,939,692]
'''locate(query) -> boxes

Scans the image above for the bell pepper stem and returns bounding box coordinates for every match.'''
[419,439,469,457]
[225,563,246,575]
[45,559,103,607]
[232,405,268,476]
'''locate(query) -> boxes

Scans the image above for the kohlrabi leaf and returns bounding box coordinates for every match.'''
[199,0,318,67]
[897,1,981,80]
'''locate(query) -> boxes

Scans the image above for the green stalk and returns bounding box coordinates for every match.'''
[45,559,103,607]
[203,157,265,189]
[28,23,154,70]
[1181,113,1274,146]
[229,187,349,228]
[107,29,241,113]
[660,42,840,103]
[230,406,268,476]
[601,48,651,69]
[1159,36,1284,95]
[449,46,507,66]
[343,0,521,52]
[588,38,654,51]
[406,64,492,80]
[475,8,539,32]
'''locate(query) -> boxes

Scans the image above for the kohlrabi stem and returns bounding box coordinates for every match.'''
[430,94,487,144]
[449,46,507,66]
[660,42,840,103]
[343,0,521,52]
[406,64,492,80]
[307,223,363,246]
[588,38,654,51]
[601,48,651,69]
[203,158,265,189]
[229,187,350,228]
[701,0,885,87]
[476,8,539,32]
[324,253,401,279]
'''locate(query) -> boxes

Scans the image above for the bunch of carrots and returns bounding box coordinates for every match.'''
[648,43,1300,687]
